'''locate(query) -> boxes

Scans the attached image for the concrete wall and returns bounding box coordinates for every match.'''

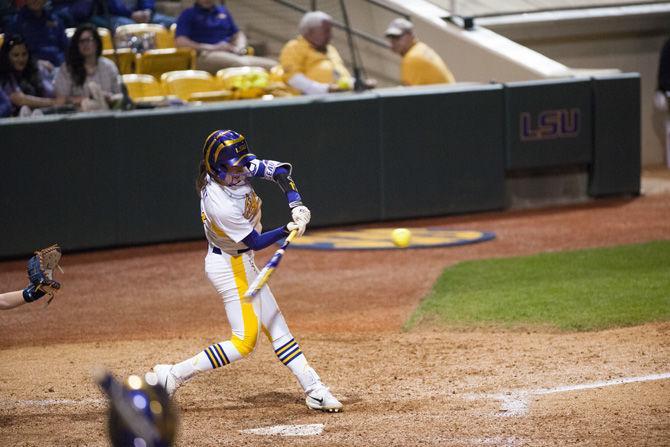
[223,0,572,85]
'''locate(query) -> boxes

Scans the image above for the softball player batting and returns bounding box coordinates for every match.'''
[152,129,342,412]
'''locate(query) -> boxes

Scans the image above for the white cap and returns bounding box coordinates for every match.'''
[384,18,413,37]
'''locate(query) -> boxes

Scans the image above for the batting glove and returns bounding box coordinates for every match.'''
[291,205,311,226]
[287,221,306,238]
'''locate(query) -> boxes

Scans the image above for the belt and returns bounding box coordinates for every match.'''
[212,246,251,255]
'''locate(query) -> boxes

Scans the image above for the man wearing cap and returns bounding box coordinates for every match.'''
[280,10,374,95]
[385,17,455,86]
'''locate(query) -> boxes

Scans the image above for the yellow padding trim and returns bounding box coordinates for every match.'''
[230,255,258,357]
[212,142,226,165]
[204,130,223,173]
[231,153,253,166]
[224,135,245,146]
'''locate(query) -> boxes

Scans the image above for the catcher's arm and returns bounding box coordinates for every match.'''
[243,229,298,299]
[0,290,27,310]
[0,245,62,310]
[23,244,62,306]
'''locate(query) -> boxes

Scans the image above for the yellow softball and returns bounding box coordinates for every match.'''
[391,228,412,248]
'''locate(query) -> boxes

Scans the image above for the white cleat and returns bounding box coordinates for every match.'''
[305,384,343,413]
[153,364,181,397]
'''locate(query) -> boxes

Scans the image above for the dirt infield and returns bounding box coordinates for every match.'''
[1,178,669,446]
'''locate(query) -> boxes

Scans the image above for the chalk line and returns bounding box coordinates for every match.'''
[471,372,670,417]
[240,423,324,437]
[534,372,670,395]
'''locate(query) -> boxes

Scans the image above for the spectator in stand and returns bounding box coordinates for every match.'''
[54,24,121,111]
[279,10,374,95]
[52,0,174,30]
[50,0,97,28]
[0,34,56,116]
[175,0,276,74]
[11,0,68,69]
[90,0,175,30]
[0,0,18,32]
[384,18,455,86]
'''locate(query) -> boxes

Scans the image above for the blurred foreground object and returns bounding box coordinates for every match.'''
[96,370,178,447]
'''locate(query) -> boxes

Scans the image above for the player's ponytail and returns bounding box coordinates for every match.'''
[195,160,208,193]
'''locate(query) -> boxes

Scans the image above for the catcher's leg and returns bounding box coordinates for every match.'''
[156,252,260,394]
[258,286,343,412]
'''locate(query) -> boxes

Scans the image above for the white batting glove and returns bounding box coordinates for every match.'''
[287,221,306,237]
[291,205,311,226]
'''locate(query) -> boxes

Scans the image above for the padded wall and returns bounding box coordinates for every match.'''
[589,74,641,196]
[504,78,593,170]
[248,93,383,228]
[114,104,252,244]
[379,84,506,219]
[1,114,119,254]
[0,76,639,258]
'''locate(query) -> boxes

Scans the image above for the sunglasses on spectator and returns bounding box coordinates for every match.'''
[79,37,96,43]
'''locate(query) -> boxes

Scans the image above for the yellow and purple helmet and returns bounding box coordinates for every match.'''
[100,372,178,447]
[203,129,256,182]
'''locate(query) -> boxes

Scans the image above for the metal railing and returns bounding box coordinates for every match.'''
[270,0,409,49]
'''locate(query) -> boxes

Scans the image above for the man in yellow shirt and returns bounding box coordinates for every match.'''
[384,18,455,86]
[280,11,371,94]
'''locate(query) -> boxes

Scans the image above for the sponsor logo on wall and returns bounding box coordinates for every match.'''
[519,108,580,141]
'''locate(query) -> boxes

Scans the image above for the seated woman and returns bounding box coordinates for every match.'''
[0,34,56,116]
[54,23,122,111]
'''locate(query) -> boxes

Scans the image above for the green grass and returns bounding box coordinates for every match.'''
[406,240,670,331]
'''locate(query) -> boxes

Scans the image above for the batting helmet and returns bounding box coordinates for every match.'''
[104,373,178,447]
[203,129,256,182]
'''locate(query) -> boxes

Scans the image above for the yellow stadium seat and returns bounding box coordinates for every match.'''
[216,66,269,99]
[121,74,164,100]
[189,90,234,102]
[66,27,113,50]
[217,66,267,85]
[115,23,174,49]
[135,48,196,80]
[103,48,136,74]
[0,34,4,48]
[161,70,231,102]
[98,28,113,51]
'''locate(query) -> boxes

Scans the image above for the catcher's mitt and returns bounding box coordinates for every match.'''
[23,244,62,305]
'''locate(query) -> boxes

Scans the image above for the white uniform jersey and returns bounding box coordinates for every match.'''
[200,175,262,254]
